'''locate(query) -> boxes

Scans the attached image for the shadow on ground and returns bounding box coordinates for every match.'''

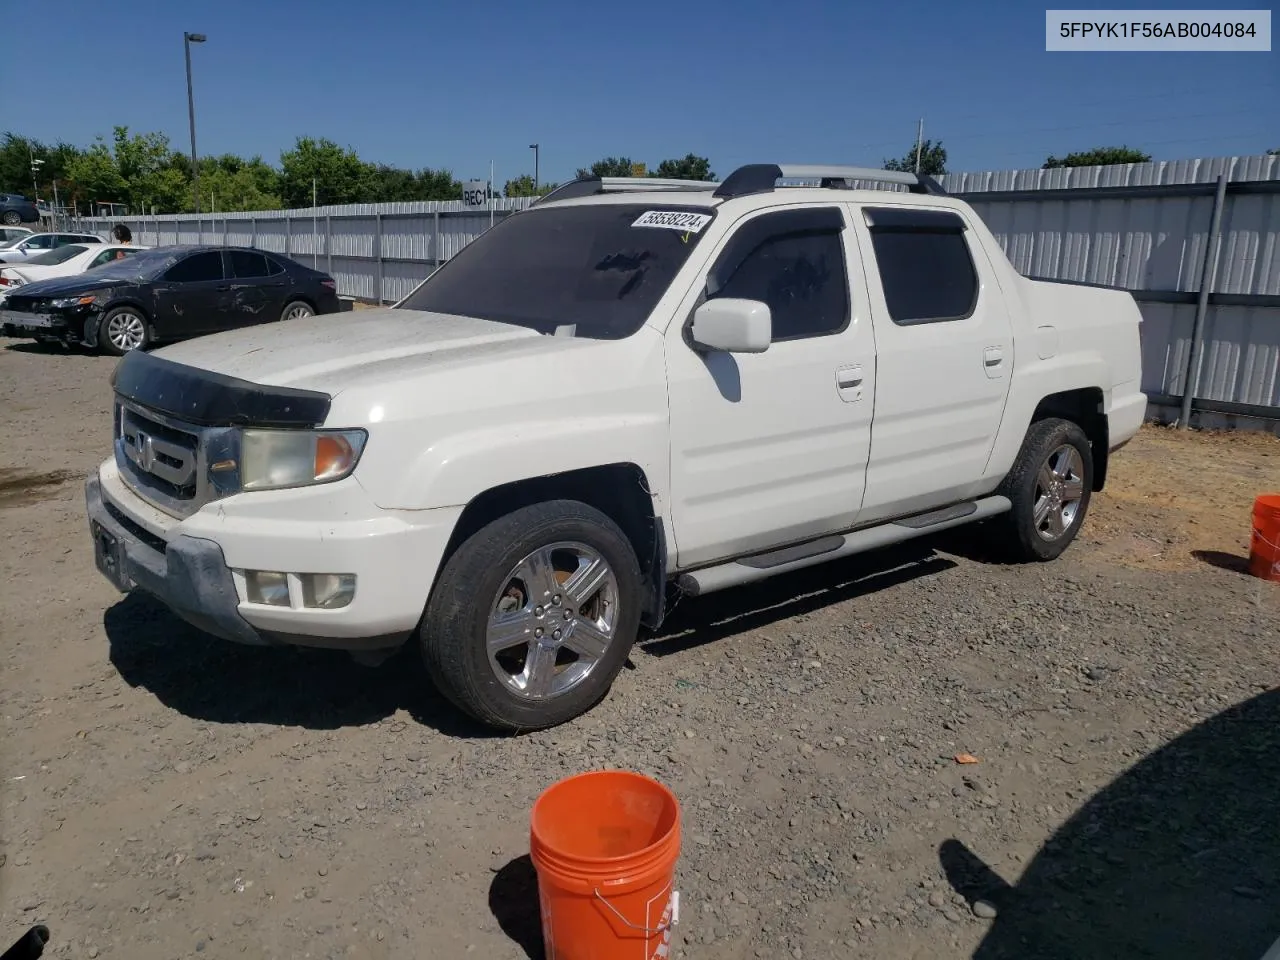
[641,540,957,657]
[104,592,495,737]
[941,687,1280,960]
[1192,549,1252,575]
[489,855,544,960]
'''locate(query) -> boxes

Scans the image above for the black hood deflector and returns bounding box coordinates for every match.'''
[111,350,332,428]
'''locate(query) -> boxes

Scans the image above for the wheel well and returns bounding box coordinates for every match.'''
[1032,388,1110,490]
[440,463,667,627]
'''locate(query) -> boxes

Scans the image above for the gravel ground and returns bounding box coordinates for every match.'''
[2,337,1279,960]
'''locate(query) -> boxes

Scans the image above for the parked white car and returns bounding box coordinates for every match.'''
[85,163,1147,732]
[0,226,35,246]
[0,232,103,264]
[0,244,149,305]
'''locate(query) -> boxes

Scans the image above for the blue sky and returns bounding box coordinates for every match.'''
[4,0,1276,183]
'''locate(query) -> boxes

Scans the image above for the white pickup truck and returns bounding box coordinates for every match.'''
[85,164,1146,731]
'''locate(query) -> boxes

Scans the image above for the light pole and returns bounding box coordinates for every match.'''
[29,156,44,201]
[184,31,207,213]
[529,143,539,194]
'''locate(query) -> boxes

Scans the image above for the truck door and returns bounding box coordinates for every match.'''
[852,204,1014,524]
[665,205,877,569]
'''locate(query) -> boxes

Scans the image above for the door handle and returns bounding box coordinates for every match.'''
[216,285,231,291]
[984,347,1004,366]
[837,367,863,389]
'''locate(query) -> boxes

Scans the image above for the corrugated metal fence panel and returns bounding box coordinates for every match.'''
[939,152,1280,193]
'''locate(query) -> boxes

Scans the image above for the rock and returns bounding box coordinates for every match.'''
[928,891,946,908]
[973,900,997,919]
[174,761,191,774]
[942,908,963,923]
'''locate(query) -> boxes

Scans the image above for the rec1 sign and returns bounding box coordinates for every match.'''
[462,180,489,207]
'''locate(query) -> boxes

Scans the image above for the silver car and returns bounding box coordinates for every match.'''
[0,232,104,264]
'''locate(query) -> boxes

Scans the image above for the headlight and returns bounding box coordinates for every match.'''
[239,428,368,491]
[51,294,95,309]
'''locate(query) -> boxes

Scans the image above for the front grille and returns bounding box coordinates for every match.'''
[114,401,210,517]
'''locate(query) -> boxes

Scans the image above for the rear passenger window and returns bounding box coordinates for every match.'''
[229,251,270,278]
[265,255,285,276]
[864,207,977,325]
[707,207,849,341]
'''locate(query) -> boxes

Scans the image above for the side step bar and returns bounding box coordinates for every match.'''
[676,495,1011,598]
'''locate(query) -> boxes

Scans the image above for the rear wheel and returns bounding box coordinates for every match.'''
[281,300,314,322]
[993,417,1094,562]
[1,211,20,226]
[419,500,642,731]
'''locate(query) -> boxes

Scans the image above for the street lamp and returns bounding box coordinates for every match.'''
[184,31,207,214]
[29,156,44,201]
[529,143,539,194]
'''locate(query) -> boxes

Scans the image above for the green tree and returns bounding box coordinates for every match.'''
[883,139,947,176]
[575,157,638,179]
[502,174,558,198]
[279,137,375,207]
[66,139,128,208]
[652,154,715,181]
[200,155,283,211]
[412,167,462,201]
[1043,146,1151,168]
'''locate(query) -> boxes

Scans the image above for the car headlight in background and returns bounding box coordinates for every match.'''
[239,428,367,491]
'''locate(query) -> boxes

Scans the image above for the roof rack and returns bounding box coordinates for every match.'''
[534,176,717,206]
[712,164,947,199]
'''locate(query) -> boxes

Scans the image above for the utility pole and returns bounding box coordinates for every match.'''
[184,31,207,214]
[529,143,539,194]
[489,160,495,228]
[913,118,924,175]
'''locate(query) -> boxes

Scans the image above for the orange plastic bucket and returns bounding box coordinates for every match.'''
[1250,494,1280,582]
[530,770,681,960]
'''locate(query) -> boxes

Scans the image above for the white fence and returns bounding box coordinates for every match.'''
[76,153,1280,428]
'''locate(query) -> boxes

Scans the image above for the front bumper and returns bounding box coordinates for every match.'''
[86,460,464,652]
[0,305,89,344]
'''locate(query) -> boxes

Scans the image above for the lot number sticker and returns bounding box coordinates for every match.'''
[632,211,713,233]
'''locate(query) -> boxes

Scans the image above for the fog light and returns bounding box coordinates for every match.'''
[301,573,356,609]
[245,570,290,606]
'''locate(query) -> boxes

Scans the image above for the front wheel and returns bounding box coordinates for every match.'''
[420,500,643,731]
[993,417,1094,562]
[98,306,150,356]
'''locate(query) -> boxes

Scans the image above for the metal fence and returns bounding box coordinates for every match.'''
[74,153,1280,429]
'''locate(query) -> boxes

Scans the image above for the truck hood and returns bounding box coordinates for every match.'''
[150,307,576,394]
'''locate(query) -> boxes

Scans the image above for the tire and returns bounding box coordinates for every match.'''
[420,499,643,731]
[280,300,314,322]
[97,306,150,356]
[1,211,19,226]
[993,417,1094,562]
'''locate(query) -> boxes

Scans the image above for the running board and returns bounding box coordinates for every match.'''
[676,495,1011,598]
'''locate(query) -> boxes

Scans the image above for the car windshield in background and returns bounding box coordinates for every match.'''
[25,245,89,266]
[396,204,717,338]
[87,249,177,281]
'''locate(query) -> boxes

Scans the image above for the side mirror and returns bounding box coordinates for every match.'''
[690,298,771,354]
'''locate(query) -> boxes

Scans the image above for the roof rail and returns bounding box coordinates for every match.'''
[713,164,947,199]
[534,176,717,206]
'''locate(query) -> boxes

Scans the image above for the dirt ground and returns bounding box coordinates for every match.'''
[1,337,1279,960]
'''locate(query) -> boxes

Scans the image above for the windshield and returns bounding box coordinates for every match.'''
[396,203,716,338]
[25,245,88,266]
[0,237,22,250]
[88,249,178,281]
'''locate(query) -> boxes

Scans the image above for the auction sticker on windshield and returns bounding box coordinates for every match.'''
[632,211,713,233]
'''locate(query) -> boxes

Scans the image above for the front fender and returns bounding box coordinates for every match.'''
[362,413,671,512]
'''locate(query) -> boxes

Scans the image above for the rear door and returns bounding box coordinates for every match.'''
[852,204,1015,524]
[226,250,286,325]
[150,250,230,338]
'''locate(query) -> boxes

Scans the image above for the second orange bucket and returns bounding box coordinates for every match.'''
[530,770,681,960]
[1250,494,1280,582]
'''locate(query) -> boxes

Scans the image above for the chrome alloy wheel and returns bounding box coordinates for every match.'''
[486,541,619,701]
[106,310,147,352]
[285,304,313,320]
[1033,444,1086,541]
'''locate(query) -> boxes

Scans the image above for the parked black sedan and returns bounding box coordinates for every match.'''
[0,245,341,355]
